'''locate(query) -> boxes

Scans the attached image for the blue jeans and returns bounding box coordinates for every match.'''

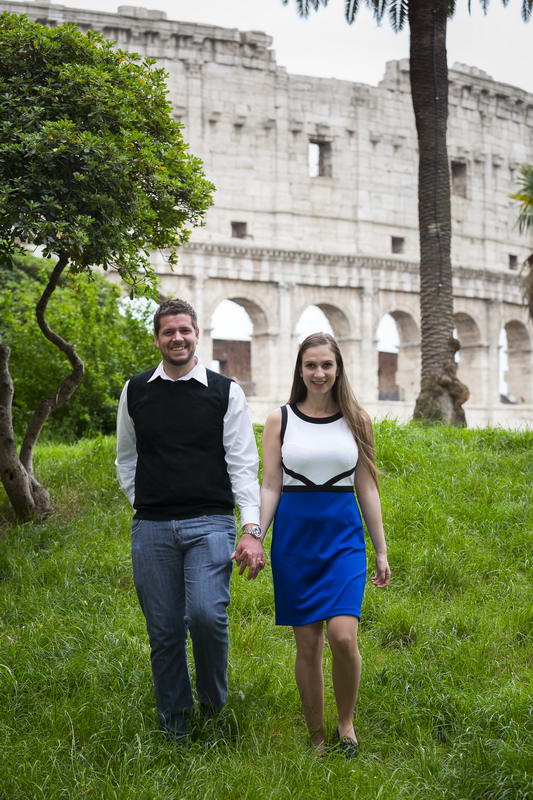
[131,514,236,736]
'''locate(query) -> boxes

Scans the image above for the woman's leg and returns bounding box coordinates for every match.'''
[293,621,325,748]
[326,615,360,742]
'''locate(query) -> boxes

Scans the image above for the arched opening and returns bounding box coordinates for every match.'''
[295,305,334,343]
[454,312,483,404]
[210,297,269,396]
[377,311,419,402]
[500,321,532,404]
[499,327,509,401]
[376,313,400,400]
[295,303,351,341]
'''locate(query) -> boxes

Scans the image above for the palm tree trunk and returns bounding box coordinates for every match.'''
[408,0,468,425]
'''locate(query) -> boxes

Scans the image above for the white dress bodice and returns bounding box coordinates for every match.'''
[281,404,358,489]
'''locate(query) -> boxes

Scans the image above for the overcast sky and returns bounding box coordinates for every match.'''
[35,0,533,92]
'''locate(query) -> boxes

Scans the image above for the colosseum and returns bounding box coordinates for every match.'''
[3,0,533,426]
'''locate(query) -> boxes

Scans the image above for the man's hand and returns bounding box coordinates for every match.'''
[231,531,265,580]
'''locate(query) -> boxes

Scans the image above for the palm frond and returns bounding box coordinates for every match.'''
[521,253,533,322]
[345,0,362,24]
[282,0,330,18]
[515,205,533,233]
[366,0,387,24]
[479,0,490,13]
[389,0,409,31]
[448,0,458,17]
[510,165,533,234]
[522,0,533,21]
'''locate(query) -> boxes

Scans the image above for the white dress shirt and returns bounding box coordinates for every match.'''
[116,360,260,525]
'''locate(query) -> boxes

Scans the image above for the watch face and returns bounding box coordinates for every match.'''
[247,526,262,539]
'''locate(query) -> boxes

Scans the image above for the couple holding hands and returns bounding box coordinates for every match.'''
[116,298,390,756]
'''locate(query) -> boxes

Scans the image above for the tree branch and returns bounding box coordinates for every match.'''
[19,255,85,472]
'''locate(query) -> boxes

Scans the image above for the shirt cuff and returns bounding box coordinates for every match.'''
[239,506,260,527]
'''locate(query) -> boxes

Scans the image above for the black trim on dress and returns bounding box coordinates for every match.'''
[281,461,315,487]
[282,485,354,493]
[282,462,356,488]
[280,405,288,445]
[323,466,356,486]
[290,403,342,424]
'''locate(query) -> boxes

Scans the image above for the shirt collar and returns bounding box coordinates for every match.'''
[147,359,208,387]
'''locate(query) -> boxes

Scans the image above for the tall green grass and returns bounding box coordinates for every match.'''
[0,423,531,800]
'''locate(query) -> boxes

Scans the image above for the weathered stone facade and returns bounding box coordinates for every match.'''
[4,0,533,426]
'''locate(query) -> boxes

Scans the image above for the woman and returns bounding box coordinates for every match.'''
[260,332,390,756]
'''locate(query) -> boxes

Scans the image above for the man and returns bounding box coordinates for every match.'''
[116,298,265,738]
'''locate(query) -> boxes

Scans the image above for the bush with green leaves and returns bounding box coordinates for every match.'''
[1,254,156,440]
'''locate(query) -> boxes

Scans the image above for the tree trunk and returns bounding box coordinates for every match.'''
[19,255,84,473]
[0,255,84,522]
[0,343,52,520]
[408,0,469,425]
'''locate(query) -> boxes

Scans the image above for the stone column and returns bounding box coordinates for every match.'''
[484,300,502,424]
[192,274,212,367]
[459,343,489,405]
[338,335,361,394]
[184,61,204,154]
[273,72,291,245]
[277,280,296,401]
[358,286,378,405]
[252,333,278,398]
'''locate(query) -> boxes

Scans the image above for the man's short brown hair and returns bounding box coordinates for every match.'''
[153,299,198,335]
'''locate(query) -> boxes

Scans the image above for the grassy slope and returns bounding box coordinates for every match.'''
[0,423,531,800]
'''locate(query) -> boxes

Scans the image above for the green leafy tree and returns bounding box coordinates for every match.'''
[281,0,532,425]
[0,12,214,521]
[1,254,156,441]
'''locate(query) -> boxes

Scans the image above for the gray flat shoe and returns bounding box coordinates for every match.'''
[336,727,359,758]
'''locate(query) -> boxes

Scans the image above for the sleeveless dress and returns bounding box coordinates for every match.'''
[271,404,366,626]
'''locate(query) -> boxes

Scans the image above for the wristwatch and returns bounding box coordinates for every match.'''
[243,525,262,540]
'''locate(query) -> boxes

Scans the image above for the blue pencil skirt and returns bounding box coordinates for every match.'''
[271,490,366,626]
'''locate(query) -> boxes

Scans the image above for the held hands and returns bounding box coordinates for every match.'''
[371,551,391,589]
[231,527,266,580]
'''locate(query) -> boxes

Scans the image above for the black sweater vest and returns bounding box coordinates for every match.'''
[127,368,234,520]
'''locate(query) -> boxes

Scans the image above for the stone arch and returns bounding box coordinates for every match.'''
[208,294,271,397]
[314,302,352,340]
[227,295,269,335]
[293,301,352,341]
[501,320,532,403]
[454,312,484,404]
[378,310,420,402]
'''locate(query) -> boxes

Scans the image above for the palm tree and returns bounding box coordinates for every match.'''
[281,0,533,426]
[510,164,533,320]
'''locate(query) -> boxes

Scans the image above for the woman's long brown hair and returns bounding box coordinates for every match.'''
[288,332,378,486]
